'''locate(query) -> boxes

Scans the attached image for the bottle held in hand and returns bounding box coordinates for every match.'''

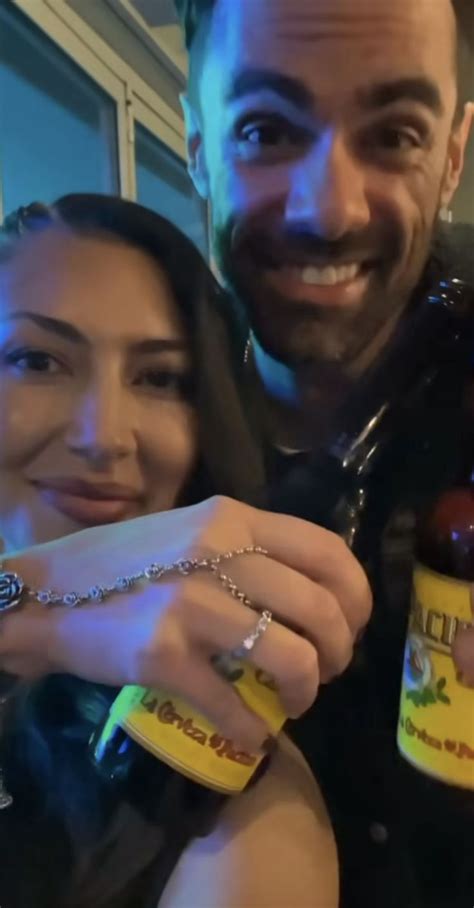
[398,443,474,791]
[90,656,286,795]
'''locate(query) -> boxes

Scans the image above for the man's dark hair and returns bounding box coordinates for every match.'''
[175,0,473,116]
[174,0,214,50]
[174,0,215,105]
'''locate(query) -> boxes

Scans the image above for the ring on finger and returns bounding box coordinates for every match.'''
[211,609,273,681]
[231,609,273,660]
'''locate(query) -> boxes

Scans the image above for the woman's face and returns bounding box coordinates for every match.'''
[0,227,198,550]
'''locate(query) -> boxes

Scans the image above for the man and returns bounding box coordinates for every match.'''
[174,1,474,905]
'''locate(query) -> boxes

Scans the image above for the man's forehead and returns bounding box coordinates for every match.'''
[208,0,457,89]
[213,0,455,37]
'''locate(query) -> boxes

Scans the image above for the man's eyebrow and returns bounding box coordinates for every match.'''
[226,68,315,111]
[226,70,443,119]
[357,78,444,116]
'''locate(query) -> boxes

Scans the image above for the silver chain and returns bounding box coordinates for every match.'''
[0,545,267,612]
[0,544,268,811]
[209,564,254,607]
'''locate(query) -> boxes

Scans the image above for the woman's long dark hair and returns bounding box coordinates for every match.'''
[0,195,265,908]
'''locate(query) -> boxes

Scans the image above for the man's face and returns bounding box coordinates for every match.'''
[186,0,471,374]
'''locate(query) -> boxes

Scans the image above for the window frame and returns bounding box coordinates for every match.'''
[3,0,189,219]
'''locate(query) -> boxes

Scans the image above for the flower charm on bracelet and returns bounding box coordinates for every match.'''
[0,569,24,613]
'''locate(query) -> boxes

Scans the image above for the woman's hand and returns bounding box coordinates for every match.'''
[1,496,371,751]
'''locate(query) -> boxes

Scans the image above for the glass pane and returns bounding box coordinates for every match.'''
[135,122,208,256]
[0,2,119,214]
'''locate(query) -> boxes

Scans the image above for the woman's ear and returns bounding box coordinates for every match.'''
[180,94,209,200]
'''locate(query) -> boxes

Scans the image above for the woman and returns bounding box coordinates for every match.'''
[0,195,345,907]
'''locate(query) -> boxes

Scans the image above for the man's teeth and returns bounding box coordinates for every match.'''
[299,263,361,286]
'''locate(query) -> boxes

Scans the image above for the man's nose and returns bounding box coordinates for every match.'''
[285,129,371,241]
[66,378,136,467]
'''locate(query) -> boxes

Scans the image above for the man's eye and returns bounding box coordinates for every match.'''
[377,126,421,152]
[5,349,61,374]
[240,120,291,146]
[236,115,307,158]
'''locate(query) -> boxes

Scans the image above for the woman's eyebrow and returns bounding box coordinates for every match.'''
[6,311,86,344]
[4,313,189,354]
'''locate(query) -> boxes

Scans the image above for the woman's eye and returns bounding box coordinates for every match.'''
[135,369,193,399]
[4,349,62,374]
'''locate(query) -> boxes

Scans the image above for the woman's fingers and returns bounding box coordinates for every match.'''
[176,575,319,717]
[143,651,271,754]
[4,496,372,739]
[205,554,354,682]
[233,500,373,635]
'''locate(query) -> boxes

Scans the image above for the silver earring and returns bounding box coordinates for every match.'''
[439,206,453,223]
[243,336,252,365]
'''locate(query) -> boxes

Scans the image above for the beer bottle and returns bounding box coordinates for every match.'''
[398,438,474,791]
[90,659,285,804]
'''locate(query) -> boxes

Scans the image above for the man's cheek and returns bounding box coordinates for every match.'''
[216,162,278,221]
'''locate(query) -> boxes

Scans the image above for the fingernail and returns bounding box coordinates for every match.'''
[453,625,474,679]
[456,669,474,689]
[262,734,277,755]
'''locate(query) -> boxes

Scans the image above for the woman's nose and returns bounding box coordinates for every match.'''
[65,379,137,467]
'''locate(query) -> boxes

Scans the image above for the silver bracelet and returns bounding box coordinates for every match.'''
[0,543,268,814]
[0,546,267,615]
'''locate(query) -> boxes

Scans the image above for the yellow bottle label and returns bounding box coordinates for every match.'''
[397,563,474,789]
[109,659,286,794]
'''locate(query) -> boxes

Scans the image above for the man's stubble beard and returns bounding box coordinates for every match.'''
[213,216,439,378]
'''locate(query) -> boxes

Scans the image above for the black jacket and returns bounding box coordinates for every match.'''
[287,223,474,908]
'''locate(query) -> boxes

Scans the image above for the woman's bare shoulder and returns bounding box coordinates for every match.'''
[159,734,338,908]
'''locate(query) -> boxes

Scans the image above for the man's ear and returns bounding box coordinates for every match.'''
[180,93,209,200]
[441,101,473,208]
